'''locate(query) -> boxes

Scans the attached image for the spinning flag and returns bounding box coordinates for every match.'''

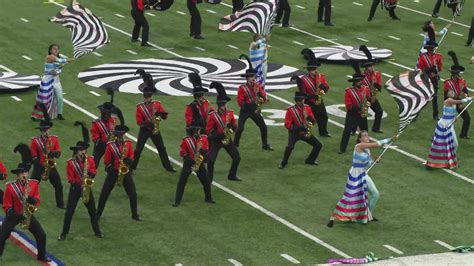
[219,0,278,36]
[385,71,435,133]
[50,1,109,59]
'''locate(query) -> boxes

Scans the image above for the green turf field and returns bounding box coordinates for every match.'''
[0,0,473,264]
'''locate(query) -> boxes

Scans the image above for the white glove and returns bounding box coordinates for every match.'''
[377,138,392,146]
[461,97,472,103]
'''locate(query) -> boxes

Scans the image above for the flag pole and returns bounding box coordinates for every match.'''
[447,101,473,128]
[365,130,402,174]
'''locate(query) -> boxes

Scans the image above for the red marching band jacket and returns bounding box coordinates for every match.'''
[0,159,7,180]
[179,135,209,161]
[417,52,443,78]
[444,78,468,97]
[237,82,267,107]
[344,86,372,112]
[362,70,382,89]
[185,100,211,126]
[300,73,330,104]
[136,101,167,126]
[66,156,97,186]
[30,135,61,166]
[131,0,145,11]
[91,118,116,144]
[3,179,40,215]
[206,109,237,136]
[285,104,315,135]
[104,140,134,171]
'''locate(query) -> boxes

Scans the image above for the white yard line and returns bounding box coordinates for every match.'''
[0,64,15,72]
[21,55,32,61]
[295,5,305,9]
[20,18,29,23]
[352,2,363,6]
[451,32,463,37]
[382,73,393,78]
[227,44,239,50]
[419,33,425,37]
[206,9,216,14]
[220,2,233,8]
[89,91,101,96]
[11,96,22,102]
[194,46,206,51]
[93,52,103,57]
[356,37,368,42]
[383,244,404,255]
[227,259,243,266]
[346,75,352,78]
[126,50,137,55]
[397,4,469,28]
[292,40,304,46]
[280,254,301,264]
[114,13,125,18]
[146,12,156,17]
[176,11,186,15]
[434,240,454,250]
[175,264,183,266]
[388,35,401,41]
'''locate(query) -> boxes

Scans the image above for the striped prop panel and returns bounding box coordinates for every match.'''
[385,71,434,133]
[50,2,109,59]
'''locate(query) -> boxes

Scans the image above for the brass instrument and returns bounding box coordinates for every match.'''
[314,73,325,106]
[116,142,129,187]
[255,96,266,114]
[361,88,372,118]
[108,117,117,141]
[191,139,204,172]
[81,156,94,204]
[20,181,37,230]
[302,107,314,138]
[152,105,161,135]
[221,112,234,146]
[41,137,56,181]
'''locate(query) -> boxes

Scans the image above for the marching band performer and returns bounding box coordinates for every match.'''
[173,121,214,206]
[275,0,291,27]
[301,48,331,137]
[368,0,400,21]
[234,55,273,150]
[206,82,241,182]
[279,77,322,169]
[0,162,50,262]
[96,124,141,221]
[420,21,450,54]
[417,40,443,120]
[339,63,370,154]
[0,159,6,205]
[359,45,384,133]
[185,73,212,132]
[328,131,395,227]
[187,0,204,39]
[132,69,176,172]
[444,51,470,139]
[58,122,103,241]
[30,104,65,209]
[131,0,151,47]
[426,91,472,169]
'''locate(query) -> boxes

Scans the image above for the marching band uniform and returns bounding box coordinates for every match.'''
[300,48,331,137]
[173,123,214,206]
[131,0,150,46]
[232,0,244,13]
[0,163,50,262]
[317,0,333,26]
[59,122,102,241]
[0,159,6,204]
[30,119,65,209]
[96,125,141,221]
[234,59,273,150]
[185,73,211,132]
[205,82,241,182]
[187,0,203,39]
[275,0,291,27]
[279,85,322,169]
[91,103,117,168]
[417,40,443,120]
[368,0,399,21]
[132,70,175,172]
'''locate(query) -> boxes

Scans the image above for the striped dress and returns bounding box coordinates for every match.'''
[426,105,458,169]
[331,148,373,224]
[31,57,68,120]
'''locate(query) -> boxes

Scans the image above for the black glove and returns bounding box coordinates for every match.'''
[183,156,195,165]
[318,83,328,91]
[155,112,168,120]
[105,164,115,174]
[26,197,37,205]
[0,173,5,180]
[49,151,60,158]
[123,157,133,167]
[88,172,96,178]
[7,208,22,221]
[374,83,382,91]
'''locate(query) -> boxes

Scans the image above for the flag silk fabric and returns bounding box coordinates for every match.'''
[50,2,109,59]
[249,38,268,88]
[385,71,435,133]
[219,0,278,36]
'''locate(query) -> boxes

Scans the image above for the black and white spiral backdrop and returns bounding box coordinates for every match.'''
[77,58,304,96]
[0,72,40,93]
[310,45,392,62]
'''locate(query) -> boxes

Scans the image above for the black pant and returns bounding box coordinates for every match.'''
[369,0,397,18]
[281,131,322,166]
[340,112,368,153]
[174,160,212,204]
[187,1,202,36]
[0,189,3,205]
[0,214,46,259]
[131,10,149,44]
[308,102,329,136]
[275,0,291,26]
[31,166,64,207]
[96,170,138,219]
[132,127,173,170]
[317,0,332,23]
[92,141,107,169]
[207,139,241,182]
[467,17,474,45]
[234,110,268,147]
[431,77,440,118]
[433,0,443,14]
[370,99,384,131]
[232,0,244,13]
[61,183,101,236]
[457,106,471,137]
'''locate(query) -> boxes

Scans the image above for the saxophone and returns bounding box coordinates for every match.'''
[41,137,56,181]
[107,117,117,142]
[116,142,129,187]
[81,156,94,204]
[314,73,325,106]
[19,181,37,230]
[360,86,372,118]
[254,84,268,114]
[365,74,378,104]
[221,112,234,146]
[191,139,204,172]
[303,106,314,138]
[152,104,161,135]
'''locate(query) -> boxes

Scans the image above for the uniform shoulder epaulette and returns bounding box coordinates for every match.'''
[209,109,217,115]
[106,140,114,145]
[87,155,95,160]
[67,158,73,162]
[200,134,208,138]
[124,139,132,143]
[49,135,58,139]
[287,105,294,110]
[6,180,16,185]
[29,179,39,184]
[228,109,234,113]
[304,104,310,107]
[152,100,161,104]
[136,102,144,107]
[93,118,100,123]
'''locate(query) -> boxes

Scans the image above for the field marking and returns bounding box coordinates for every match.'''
[382,73,393,78]
[292,41,304,46]
[206,9,216,14]
[114,13,125,18]
[228,258,243,266]
[346,75,352,78]
[383,244,404,255]
[419,33,425,37]
[89,91,101,96]
[11,96,22,102]
[396,4,469,29]
[356,37,368,42]
[20,18,30,23]
[93,52,103,57]
[194,46,206,51]
[146,12,156,17]
[315,39,337,42]
[414,0,419,2]
[0,64,15,72]
[434,240,455,250]
[280,254,301,264]
[21,55,32,61]
[451,32,463,37]
[126,50,137,55]
[220,2,233,8]
[176,11,186,15]
[175,264,183,266]
[295,5,305,9]
[388,35,401,41]
[352,2,363,6]
[227,44,239,50]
